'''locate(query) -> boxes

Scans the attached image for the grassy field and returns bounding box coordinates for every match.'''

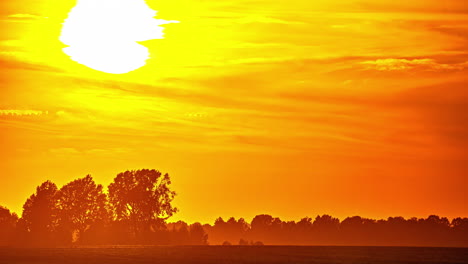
[0,246,467,264]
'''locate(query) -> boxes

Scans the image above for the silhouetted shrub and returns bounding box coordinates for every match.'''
[239,238,249,245]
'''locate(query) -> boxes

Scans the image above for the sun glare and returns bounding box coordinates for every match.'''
[60,0,176,74]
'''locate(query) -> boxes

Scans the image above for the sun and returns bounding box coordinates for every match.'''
[60,0,176,74]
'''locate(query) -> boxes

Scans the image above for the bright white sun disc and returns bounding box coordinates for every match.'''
[60,0,177,74]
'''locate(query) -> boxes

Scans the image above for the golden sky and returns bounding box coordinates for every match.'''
[1,0,467,223]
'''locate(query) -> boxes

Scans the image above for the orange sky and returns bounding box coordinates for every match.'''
[1,0,467,224]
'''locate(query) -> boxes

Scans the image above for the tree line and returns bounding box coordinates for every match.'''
[1,169,467,247]
[0,169,199,246]
[203,214,468,247]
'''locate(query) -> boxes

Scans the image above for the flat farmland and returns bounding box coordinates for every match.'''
[1,246,467,264]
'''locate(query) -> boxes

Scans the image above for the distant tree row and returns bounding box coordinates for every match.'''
[203,214,468,247]
[1,170,467,247]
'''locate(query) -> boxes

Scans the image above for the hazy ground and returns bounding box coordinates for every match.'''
[0,246,467,264]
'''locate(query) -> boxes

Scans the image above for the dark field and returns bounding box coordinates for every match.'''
[0,246,467,264]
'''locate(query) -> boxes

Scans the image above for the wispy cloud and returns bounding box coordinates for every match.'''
[0,109,48,116]
[361,58,468,71]
[236,15,305,25]
[6,13,47,20]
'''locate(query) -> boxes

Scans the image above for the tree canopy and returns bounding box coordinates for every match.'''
[108,169,177,237]
[55,175,109,243]
[21,180,58,245]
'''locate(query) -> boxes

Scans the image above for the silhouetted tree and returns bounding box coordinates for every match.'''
[21,181,58,246]
[340,216,369,245]
[55,175,109,244]
[189,223,208,245]
[108,169,177,240]
[167,221,190,245]
[313,214,340,244]
[206,217,250,245]
[294,217,312,244]
[250,214,282,244]
[451,217,468,246]
[0,205,18,246]
[452,217,468,231]
[251,214,274,233]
